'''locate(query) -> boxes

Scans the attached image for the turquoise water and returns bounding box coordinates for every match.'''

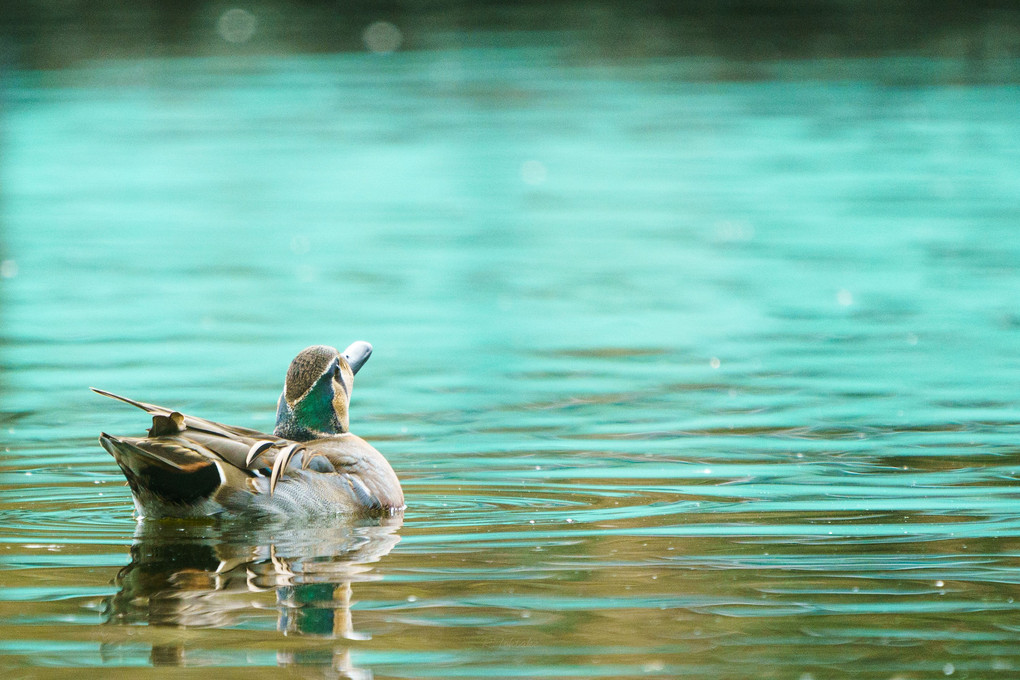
[2,42,1020,679]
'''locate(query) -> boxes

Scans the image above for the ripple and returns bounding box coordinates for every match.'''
[4,39,1020,678]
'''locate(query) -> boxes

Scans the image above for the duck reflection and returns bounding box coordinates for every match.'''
[102,515,400,674]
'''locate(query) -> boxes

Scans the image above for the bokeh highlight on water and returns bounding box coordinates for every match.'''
[2,5,1020,679]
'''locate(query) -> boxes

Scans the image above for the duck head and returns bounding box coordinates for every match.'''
[273,342,372,441]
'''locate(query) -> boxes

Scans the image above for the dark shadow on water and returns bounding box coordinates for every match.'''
[1,0,1018,76]
[101,514,401,674]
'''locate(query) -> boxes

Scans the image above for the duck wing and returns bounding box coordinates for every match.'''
[99,432,257,513]
[90,388,275,441]
[92,387,296,477]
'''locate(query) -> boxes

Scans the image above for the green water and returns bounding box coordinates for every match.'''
[2,41,1020,679]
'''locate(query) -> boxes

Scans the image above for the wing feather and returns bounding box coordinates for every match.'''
[91,387,276,441]
[107,435,214,472]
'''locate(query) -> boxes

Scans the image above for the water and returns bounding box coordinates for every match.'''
[2,38,1020,679]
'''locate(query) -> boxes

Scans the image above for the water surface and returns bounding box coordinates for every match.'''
[2,40,1020,679]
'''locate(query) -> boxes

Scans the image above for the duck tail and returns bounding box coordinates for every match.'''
[98,433,223,509]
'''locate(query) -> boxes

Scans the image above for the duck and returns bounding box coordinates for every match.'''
[94,342,404,519]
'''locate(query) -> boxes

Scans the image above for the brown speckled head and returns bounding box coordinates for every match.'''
[284,345,341,406]
[275,343,372,441]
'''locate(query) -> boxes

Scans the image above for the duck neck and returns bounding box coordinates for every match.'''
[274,392,346,441]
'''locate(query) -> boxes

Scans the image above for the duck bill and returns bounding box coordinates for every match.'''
[342,341,373,375]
